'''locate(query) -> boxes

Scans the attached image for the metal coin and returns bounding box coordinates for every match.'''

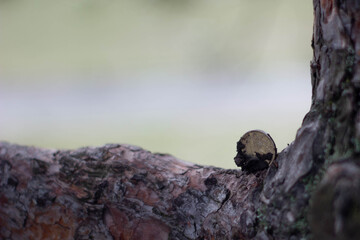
[240,130,276,163]
[234,130,277,172]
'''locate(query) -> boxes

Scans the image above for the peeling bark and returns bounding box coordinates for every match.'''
[2,0,360,239]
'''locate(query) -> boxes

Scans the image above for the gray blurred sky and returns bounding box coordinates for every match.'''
[0,0,313,168]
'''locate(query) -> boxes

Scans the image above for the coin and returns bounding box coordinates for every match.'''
[234,130,277,173]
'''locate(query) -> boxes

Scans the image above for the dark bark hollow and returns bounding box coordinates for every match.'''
[2,0,360,239]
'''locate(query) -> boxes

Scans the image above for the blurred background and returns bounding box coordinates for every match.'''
[0,0,313,169]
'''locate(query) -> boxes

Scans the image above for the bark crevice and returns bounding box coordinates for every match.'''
[2,0,360,239]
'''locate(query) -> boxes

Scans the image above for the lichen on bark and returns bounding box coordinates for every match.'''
[2,0,360,239]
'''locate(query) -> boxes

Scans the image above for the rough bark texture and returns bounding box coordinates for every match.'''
[0,142,268,239]
[2,0,360,239]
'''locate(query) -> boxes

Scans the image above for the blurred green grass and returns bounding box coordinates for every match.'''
[0,0,313,168]
[0,0,312,79]
[3,116,303,169]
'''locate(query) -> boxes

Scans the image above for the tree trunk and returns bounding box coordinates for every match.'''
[2,0,360,239]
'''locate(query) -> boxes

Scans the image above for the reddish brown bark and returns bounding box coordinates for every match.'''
[2,0,360,239]
[0,143,267,239]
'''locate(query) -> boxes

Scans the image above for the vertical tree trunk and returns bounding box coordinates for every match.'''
[307,0,360,239]
[2,0,360,239]
[254,0,360,239]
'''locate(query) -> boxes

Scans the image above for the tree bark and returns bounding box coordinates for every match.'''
[2,0,360,239]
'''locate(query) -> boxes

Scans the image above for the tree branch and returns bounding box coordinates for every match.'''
[0,142,269,239]
[3,1,360,239]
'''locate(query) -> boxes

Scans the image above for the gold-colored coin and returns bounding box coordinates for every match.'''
[240,130,276,163]
[234,130,277,172]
